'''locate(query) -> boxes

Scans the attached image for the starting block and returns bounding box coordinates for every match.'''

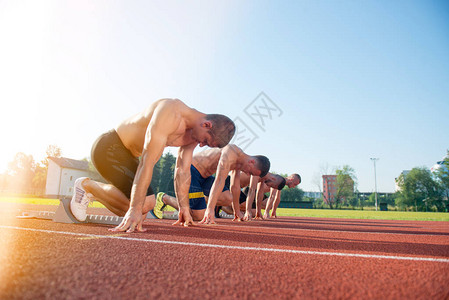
[17,198,156,226]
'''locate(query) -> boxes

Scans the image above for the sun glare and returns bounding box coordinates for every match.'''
[0,201,21,287]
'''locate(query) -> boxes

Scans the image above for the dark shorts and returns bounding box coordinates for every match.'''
[189,165,230,210]
[239,187,248,204]
[239,186,268,209]
[91,130,154,199]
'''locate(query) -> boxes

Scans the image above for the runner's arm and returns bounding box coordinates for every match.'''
[200,147,233,224]
[271,190,282,218]
[230,170,243,221]
[205,158,231,211]
[264,188,276,218]
[254,181,265,219]
[245,175,258,213]
[174,143,196,210]
[113,104,180,232]
[172,143,197,227]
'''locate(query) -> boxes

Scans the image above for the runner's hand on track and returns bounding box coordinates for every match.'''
[110,208,142,233]
[172,207,194,227]
[242,210,252,222]
[254,210,264,220]
[232,210,244,222]
[199,207,216,225]
[136,213,148,232]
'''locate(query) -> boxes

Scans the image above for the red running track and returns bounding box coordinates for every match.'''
[1,213,448,299]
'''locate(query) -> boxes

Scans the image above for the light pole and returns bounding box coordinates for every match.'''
[370,158,379,211]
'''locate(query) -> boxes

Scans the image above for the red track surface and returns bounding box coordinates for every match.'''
[1,206,448,299]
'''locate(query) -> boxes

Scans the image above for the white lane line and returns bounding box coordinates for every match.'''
[218,223,449,237]
[2,225,449,263]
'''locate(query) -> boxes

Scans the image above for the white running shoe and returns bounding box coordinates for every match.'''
[70,177,92,221]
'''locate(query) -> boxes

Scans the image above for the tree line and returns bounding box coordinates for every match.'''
[308,154,449,212]
[4,145,446,212]
[0,146,305,204]
[0,146,179,197]
[0,145,62,196]
[395,153,449,212]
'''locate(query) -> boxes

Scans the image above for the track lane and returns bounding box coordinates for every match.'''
[1,217,448,299]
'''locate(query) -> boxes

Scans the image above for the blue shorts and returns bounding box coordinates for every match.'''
[189,165,230,210]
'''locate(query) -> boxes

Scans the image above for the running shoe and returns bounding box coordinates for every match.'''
[153,192,167,219]
[70,177,93,221]
[219,210,233,219]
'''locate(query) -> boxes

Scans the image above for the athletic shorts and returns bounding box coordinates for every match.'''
[189,165,230,210]
[91,129,154,199]
[239,186,268,208]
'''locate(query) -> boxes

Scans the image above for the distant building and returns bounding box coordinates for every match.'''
[322,174,354,204]
[45,157,90,198]
[395,170,410,192]
[322,175,337,204]
[431,154,449,174]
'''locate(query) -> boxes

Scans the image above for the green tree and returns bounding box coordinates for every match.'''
[393,191,405,210]
[367,193,376,207]
[313,196,324,209]
[158,152,176,196]
[434,151,449,211]
[334,165,356,209]
[280,187,304,202]
[348,189,359,209]
[396,167,441,211]
[150,158,163,194]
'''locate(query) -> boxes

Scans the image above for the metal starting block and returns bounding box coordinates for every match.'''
[17,198,156,226]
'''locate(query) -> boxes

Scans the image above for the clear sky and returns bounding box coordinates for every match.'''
[1,0,448,193]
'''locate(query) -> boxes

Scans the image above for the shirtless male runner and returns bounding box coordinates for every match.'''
[266,173,301,218]
[229,172,300,220]
[250,174,286,219]
[229,172,286,220]
[154,145,270,223]
[245,173,301,220]
[69,98,235,232]
[154,145,270,222]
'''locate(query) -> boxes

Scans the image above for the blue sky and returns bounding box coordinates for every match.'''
[0,0,448,193]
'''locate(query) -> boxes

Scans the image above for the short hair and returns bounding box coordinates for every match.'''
[205,114,236,148]
[253,155,270,178]
[276,175,286,190]
[291,173,301,183]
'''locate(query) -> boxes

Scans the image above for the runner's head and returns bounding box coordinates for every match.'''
[264,173,286,190]
[195,114,235,148]
[244,155,270,177]
[285,173,301,188]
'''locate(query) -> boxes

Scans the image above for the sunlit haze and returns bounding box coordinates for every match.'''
[1,0,448,193]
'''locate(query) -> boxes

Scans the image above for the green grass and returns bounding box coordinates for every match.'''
[276,208,449,221]
[1,196,448,221]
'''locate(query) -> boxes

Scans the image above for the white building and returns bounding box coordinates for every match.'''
[395,170,410,192]
[431,154,449,174]
[45,157,90,198]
